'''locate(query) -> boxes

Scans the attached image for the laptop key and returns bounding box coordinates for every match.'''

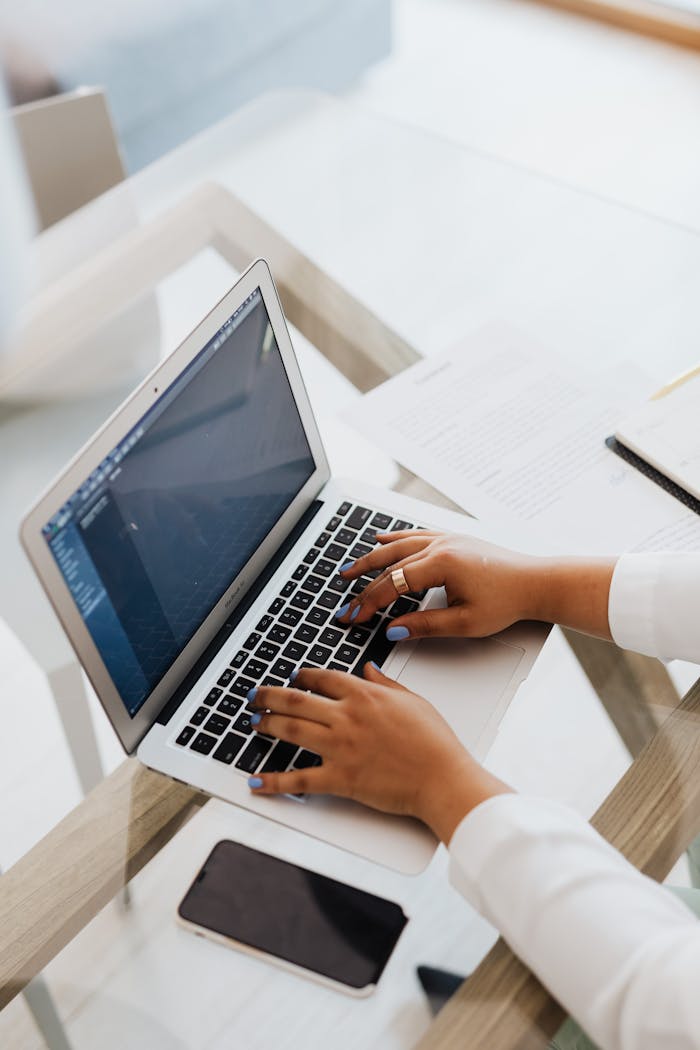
[301,574,324,594]
[243,659,268,680]
[268,624,292,644]
[281,581,296,598]
[316,531,331,547]
[328,575,350,593]
[235,735,273,773]
[292,564,308,581]
[336,528,357,546]
[191,706,209,726]
[371,512,392,530]
[346,506,371,531]
[295,749,322,769]
[392,519,414,531]
[233,712,255,735]
[271,658,295,679]
[328,661,348,672]
[336,644,361,665]
[361,527,379,544]
[175,725,195,746]
[213,732,247,765]
[388,597,420,618]
[260,740,299,773]
[244,632,262,651]
[324,543,345,562]
[294,623,319,645]
[229,676,256,698]
[261,676,284,688]
[191,732,217,755]
[204,714,229,736]
[219,695,243,716]
[305,606,330,626]
[337,501,352,516]
[352,633,395,676]
[230,651,247,669]
[279,608,302,627]
[314,559,335,578]
[290,591,313,610]
[319,626,342,647]
[283,640,307,662]
[347,626,371,647]
[327,515,342,530]
[268,597,285,615]
[256,641,280,662]
[317,590,342,609]
[217,668,234,687]
[350,542,373,559]
[256,615,273,632]
[308,644,332,664]
[204,687,223,706]
[303,547,320,564]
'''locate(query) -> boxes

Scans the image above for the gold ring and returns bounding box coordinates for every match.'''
[390,567,411,596]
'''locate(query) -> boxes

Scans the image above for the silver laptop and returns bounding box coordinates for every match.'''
[21,259,547,874]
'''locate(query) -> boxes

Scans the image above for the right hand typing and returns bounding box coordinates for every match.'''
[334,530,539,639]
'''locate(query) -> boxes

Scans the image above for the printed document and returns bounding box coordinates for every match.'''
[344,325,700,555]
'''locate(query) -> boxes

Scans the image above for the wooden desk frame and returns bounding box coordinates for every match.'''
[1,185,697,1048]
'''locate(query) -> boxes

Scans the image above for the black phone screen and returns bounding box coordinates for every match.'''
[178,840,408,989]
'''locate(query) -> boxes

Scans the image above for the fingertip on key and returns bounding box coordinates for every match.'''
[386,625,410,641]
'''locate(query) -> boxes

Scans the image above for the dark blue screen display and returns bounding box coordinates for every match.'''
[44,289,316,716]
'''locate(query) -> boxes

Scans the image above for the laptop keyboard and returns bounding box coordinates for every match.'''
[173,501,427,780]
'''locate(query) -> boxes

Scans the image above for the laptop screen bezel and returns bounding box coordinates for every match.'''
[21,259,330,755]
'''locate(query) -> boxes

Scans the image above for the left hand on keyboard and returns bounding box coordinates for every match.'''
[247,662,511,844]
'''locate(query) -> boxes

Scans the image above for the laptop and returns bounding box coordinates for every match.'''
[21,259,547,874]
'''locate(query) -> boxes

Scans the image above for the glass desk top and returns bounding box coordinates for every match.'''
[2,91,700,1050]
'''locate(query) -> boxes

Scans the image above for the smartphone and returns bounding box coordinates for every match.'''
[177,839,408,996]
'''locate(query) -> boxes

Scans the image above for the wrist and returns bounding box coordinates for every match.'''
[420,754,513,846]
[524,556,616,640]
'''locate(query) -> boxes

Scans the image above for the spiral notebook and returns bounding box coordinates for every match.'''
[607,366,700,515]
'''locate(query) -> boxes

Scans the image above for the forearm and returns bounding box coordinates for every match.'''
[449,795,700,1050]
[525,556,616,640]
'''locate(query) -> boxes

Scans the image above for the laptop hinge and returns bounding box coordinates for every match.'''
[156,498,325,727]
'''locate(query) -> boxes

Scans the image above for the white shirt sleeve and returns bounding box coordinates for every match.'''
[449,795,700,1050]
[446,554,700,1049]
[608,552,700,663]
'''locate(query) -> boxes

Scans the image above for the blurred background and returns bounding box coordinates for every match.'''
[3,0,700,226]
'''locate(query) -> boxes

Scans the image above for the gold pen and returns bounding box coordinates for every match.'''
[650,362,700,401]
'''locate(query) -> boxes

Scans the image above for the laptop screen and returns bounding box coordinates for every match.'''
[42,288,316,717]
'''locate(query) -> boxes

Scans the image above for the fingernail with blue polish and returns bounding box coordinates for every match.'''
[246,686,258,703]
[335,602,351,619]
[250,712,263,726]
[289,668,299,682]
[340,560,355,572]
[350,605,361,621]
[248,776,263,789]
[386,625,410,641]
[369,661,380,670]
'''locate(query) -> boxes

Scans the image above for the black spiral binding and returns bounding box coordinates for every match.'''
[605,436,700,517]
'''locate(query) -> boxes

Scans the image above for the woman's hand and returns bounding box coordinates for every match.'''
[247,663,511,844]
[335,530,539,638]
[336,530,616,643]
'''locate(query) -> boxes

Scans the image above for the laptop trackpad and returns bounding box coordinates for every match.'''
[390,635,525,754]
